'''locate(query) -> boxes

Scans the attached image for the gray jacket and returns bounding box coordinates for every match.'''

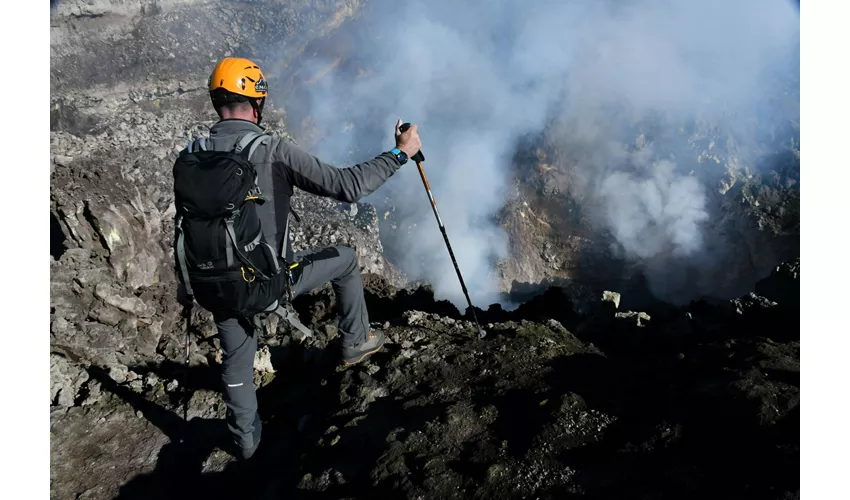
[180,119,403,262]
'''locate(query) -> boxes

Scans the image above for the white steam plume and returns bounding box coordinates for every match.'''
[272,0,799,307]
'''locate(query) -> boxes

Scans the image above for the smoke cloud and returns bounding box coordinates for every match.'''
[273,0,799,307]
[599,159,710,260]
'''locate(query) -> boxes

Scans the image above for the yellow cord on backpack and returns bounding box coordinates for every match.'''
[241,266,256,283]
[245,195,259,201]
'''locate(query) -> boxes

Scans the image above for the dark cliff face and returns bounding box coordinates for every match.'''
[491,107,799,306]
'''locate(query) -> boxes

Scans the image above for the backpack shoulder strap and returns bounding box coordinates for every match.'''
[174,216,194,296]
[234,132,270,161]
[184,137,209,154]
[185,132,268,158]
[233,132,259,153]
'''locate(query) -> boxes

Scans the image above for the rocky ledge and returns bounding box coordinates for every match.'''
[50,258,799,499]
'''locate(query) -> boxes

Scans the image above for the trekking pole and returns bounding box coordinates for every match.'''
[180,303,193,443]
[400,122,487,339]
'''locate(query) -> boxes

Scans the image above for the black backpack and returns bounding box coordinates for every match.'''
[172,132,285,318]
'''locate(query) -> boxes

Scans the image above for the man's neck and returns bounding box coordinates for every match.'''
[219,114,256,122]
[219,117,257,123]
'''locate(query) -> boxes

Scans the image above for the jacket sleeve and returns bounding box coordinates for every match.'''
[273,138,403,203]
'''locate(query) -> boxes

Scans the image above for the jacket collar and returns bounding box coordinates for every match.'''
[209,119,265,137]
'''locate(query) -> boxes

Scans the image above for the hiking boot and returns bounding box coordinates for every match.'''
[342,330,386,365]
[239,437,261,460]
[236,416,262,461]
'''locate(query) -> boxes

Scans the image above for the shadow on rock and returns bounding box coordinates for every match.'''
[85,365,232,498]
[86,339,347,499]
[535,331,800,499]
[296,396,453,498]
[290,274,464,329]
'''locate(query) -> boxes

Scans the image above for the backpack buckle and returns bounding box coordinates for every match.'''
[282,261,299,301]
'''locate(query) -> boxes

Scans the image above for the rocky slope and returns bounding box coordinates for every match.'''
[50,0,406,370]
[50,259,799,499]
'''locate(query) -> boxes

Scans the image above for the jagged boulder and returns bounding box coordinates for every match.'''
[50,354,89,408]
[754,257,800,307]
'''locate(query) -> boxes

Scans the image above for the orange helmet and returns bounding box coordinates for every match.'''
[208,57,268,98]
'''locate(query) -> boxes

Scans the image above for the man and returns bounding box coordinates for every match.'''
[175,57,421,459]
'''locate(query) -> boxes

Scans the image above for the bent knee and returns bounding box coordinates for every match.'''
[335,245,357,264]
[336,245,361,275]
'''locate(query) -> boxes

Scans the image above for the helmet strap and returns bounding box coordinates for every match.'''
[251,97,265,126]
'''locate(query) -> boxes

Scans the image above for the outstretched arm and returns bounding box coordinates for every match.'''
[277,142,402,203]
[275,120,423,203]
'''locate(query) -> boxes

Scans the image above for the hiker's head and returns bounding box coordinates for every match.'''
[208,57,269,124]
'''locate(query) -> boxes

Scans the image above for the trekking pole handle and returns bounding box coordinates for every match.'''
[399,122,425,162]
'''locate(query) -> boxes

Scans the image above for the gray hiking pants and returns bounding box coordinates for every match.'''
[214,245,369,450]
